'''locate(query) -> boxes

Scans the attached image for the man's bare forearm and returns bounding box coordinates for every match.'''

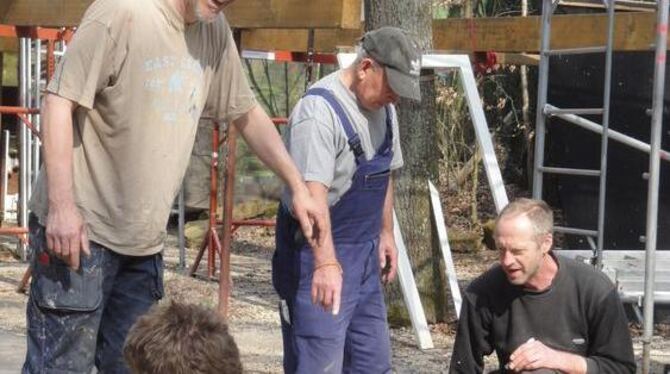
[304,181,336,262]
[381,175,394,236]
[42,94,77,209]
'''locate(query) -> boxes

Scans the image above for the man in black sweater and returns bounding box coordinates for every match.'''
[449,198,636,373]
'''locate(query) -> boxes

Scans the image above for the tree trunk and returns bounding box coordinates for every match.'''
[365,0,448,324]
[0,52,3,128]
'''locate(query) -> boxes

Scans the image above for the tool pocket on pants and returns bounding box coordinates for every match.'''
[149,252,164,301]
[29,219,103,312]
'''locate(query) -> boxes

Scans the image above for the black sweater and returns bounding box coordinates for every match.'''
[449,255,636,373]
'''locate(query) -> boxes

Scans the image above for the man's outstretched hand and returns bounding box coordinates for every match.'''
[508,338,587,374]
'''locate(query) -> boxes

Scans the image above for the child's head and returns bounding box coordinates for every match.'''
[124,301,242,374]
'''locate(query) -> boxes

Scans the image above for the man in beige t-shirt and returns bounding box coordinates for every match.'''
[23,0,327,372]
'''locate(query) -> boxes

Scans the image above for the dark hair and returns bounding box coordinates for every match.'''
[124,301,242,374]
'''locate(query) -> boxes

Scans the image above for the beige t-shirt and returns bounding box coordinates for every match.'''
[29,0,256,256]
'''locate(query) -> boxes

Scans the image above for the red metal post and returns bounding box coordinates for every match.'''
[270,117,288,125]
[218,124,238,317]
[0,106,39,115]
[0,25,74,42]
[17,114,41,139]
[207,123,220,279]
[0,227,28,235]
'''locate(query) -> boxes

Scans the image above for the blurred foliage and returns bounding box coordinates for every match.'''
[236,60,337,201]
[433,0,539,232]
[2,52,17,87]
[433,0,540,18]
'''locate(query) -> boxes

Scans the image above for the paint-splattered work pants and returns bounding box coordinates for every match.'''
[22,215,163,374]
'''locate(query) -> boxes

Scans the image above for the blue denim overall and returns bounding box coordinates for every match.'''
[273,88,393,373]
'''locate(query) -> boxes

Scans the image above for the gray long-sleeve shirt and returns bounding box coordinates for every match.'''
[449,254,636,373]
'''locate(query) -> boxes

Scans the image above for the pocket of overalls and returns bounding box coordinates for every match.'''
[30,240,104,312]
[364,170,390,190]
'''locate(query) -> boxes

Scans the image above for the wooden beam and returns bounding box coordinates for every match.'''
[241,12,663,53]
[434,12,660,52]
[240,28,362,52]
[0,0,362,29]
[0,38,18,53]
[496,53,540,66]
[0,2,11,21]
[227,0,361,29]
[1,0,91,27]
[1,1,661,54]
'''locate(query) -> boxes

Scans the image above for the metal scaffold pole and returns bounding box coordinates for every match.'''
[594,0,615,268]
[642,1,669,372]
[531,0,554,199]
[25,40,32,198]
[32,40,42,186]
[18,38,29,260]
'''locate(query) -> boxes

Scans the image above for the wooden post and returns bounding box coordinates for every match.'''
[365,0,447,323]
[218,124,237,317]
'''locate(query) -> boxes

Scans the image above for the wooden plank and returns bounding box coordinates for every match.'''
[241,12,662,53]
[1,2,661,53]
[434,12,660,52]
[0,38,18,53]
[0,0,361,29]
[0,2,11,22]
[1,0,91,27]
[227,0,361,29]
[495,53,540,66]
[240,28,362,52]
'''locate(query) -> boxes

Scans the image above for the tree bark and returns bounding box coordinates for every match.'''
[365,0,448,323]
[0,52,3,127]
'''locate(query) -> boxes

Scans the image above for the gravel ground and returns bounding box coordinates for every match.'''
[1,228,669,373]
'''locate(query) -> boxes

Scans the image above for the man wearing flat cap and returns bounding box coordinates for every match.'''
[272,26,422,373]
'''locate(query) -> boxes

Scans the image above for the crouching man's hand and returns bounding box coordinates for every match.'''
[508,338,587,374]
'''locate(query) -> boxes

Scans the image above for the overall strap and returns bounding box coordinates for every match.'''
[378,105,394,153]
[304,88,365,162]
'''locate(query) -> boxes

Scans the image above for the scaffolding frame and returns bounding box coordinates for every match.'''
[0,25,70,261]
[532,0,617,266]
[533,1,669,372]
[641,1,668,371]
